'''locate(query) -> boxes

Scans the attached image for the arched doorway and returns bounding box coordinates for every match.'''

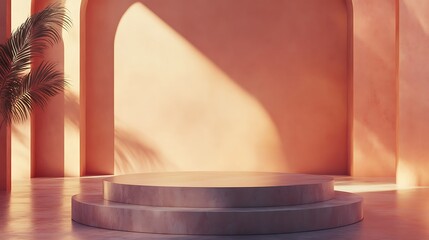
[81,0,351,175]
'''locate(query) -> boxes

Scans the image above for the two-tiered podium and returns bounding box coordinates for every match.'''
[72,172,362,235]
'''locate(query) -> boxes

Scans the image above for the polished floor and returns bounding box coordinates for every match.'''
[1,175,429,240]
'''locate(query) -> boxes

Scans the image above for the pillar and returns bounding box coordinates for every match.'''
[31,0,65,177]
[0,0,11,191]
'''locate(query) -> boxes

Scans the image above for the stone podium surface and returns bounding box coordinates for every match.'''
[72,172,363,235]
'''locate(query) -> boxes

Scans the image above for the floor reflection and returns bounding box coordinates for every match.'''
[0,176,428,239]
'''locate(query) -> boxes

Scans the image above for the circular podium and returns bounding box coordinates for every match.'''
[72,172,362,235]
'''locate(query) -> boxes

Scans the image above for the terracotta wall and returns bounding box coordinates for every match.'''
[80,0,116,175]
[82,0,349,175]
[0,0,11,191]
[7,0,429,186]
[31,0,66,177]
[63,0,82,177]
[10,0,31,181]
[397,0,429,186]
[29,0,81,177]
[2,0,81,182]
[350,0,397,177]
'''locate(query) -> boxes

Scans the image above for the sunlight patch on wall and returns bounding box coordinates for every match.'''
[63,0,81,177]
[353,1,396,64]
[113,3,286,174]
[11,0,31,180]
[402,1,429,35]
[397,159,418,186]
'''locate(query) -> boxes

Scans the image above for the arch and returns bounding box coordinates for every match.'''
[80,0,139,175]
[81,0,353,175]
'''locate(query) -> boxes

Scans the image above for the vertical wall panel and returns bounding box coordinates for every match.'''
[31,0,65,177]
[0,0,11,191]
[351,0,397,177]
[397,0,429,186]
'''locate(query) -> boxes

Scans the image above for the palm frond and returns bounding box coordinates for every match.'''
[0,4,71,125]
[0,45,12,80]
[0,3,71,79]
[0,76,21,125]
[10,62,67,123]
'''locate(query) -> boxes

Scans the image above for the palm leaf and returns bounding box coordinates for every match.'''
[10,62,66,123]
[0,75,21,125]
[0,3,71,79]
[0,3,71,125]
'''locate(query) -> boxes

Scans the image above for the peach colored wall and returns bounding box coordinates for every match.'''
[8,0,427,184]
[350,0,397,177]
[0,124,10,191]
[80,0,116,175]
[29,0,81,177]
[31,0,65,177]
[397,0,429,186]
[0,0,10,55]
[0,0,11,191]
[11,0,32,181]
[81,0,349,175]
[0,124,11,191]
[4,0,81,181]
[63,0,82,177]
